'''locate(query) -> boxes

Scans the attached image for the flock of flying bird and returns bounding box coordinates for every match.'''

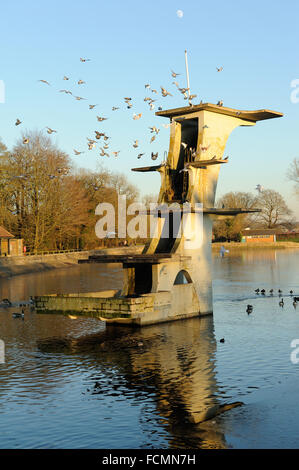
[13,60,227,166]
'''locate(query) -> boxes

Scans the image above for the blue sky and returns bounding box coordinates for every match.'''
[0,0,299,217]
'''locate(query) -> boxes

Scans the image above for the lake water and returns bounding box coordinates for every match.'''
[0,249,299,449]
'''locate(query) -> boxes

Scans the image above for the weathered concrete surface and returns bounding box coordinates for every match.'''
[35,284,212,326]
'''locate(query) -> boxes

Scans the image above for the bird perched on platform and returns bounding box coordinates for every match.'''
[181,142,188,149]
[217,100,223,106]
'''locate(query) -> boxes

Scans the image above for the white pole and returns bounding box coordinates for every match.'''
[185,50,190,97]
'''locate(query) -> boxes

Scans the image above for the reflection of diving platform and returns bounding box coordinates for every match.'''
[35,102,283,325]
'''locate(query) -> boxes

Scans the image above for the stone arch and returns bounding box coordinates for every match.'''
[173,269,193,285]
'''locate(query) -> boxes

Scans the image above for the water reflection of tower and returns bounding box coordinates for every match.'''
[112,317,227,448]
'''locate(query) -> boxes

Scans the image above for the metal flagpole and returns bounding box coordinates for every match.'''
[184,49,190,98]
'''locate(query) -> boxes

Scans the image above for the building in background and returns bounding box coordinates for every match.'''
[241,228,277,243]
[0,226,24,256]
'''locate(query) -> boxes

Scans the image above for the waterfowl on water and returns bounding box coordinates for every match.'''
[254,289,260,293]
[269,289,274,294]
[279,299,284,307]
[261,289,265,295]
[246,305,253,314]
[2,298,12,306]
[220,338,225,343]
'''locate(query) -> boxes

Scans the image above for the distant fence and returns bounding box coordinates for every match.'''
[0,248,83,258]
[277,233,299,242]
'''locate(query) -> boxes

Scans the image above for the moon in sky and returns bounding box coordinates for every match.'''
[176,9,184,18]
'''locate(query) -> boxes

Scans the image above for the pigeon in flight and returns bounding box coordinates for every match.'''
[80,57,91,62]
[63,76,70,80]
[216,66,223,72]
[151,152,158,160]
[137,153,145,159]
[15,119,22,126]
[133,140,139,148]
[171,70,180,78]
[73,149,84,155]
[133,113,142,120]
[112,151,120,157]
[112,106,119,111]
[46,127,57,134]
[161,86,172,97]
[256,184,264,193]
[60,89,73,95]
[23,138,29,144]
[96,116,108,122]
[74,96,86,101]
[38,80,50,86]
[89,104,97,110]
[77,79,86,85]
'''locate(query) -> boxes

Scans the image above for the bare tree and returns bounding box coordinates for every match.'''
[214,191,256,240]
[254,189,292,228]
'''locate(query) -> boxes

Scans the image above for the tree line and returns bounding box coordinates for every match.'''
[0,131,143,252]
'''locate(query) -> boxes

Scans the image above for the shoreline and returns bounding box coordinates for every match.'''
[1,242,298,279]
[212,241,299,250]
[0,246,143,278]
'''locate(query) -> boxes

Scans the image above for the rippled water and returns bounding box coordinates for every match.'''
[0,249,299,449]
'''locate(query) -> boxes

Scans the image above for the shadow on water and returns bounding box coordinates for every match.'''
[37,316,237,449]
